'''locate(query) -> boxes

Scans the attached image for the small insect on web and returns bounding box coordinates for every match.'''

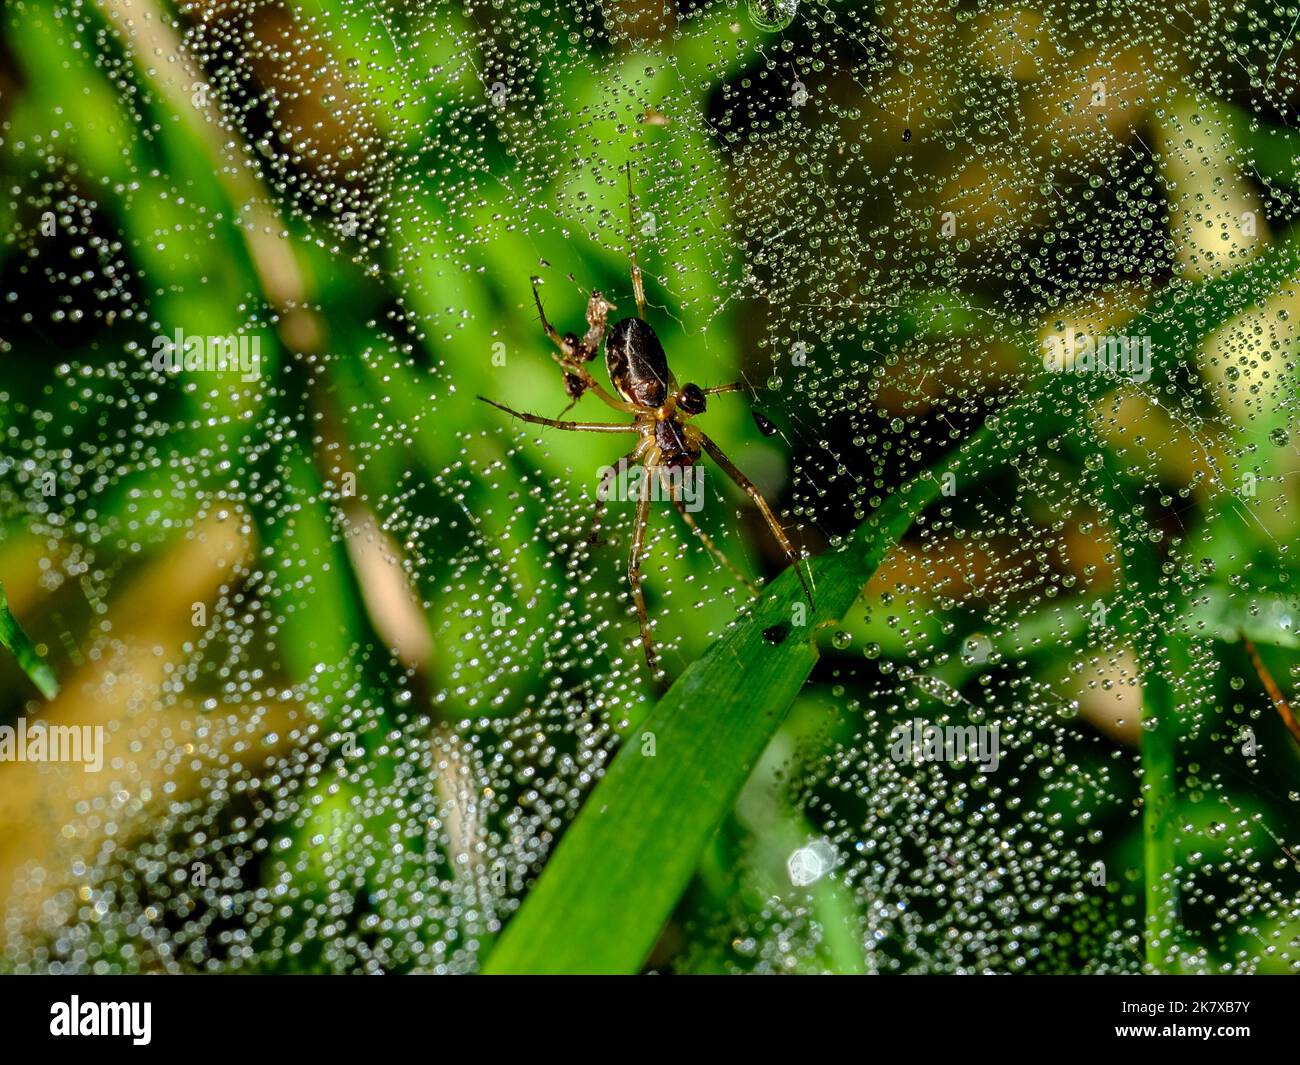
[479,162,815,679]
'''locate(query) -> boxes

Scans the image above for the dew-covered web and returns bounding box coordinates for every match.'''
[1,0,1299,973]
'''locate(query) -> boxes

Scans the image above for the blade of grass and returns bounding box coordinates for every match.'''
[0,581,58,699]
[484,234,1300,975]
[1089,444,1187,971]
[483,433,981,974]
[1141,637,1183,970]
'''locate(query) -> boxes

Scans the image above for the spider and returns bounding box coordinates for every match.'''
[479,164,813,678]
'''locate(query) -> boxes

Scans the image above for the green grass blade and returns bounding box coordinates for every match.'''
[0,581,59,700]
[483,437,982,974]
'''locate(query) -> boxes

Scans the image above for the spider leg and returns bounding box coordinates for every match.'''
[697,430,815,608]
[660,467,758,595]
[625,161,647,320]
[478,396,638,433]
[702,382,747,396]
[580,375,641,414]
[531,281,566,351]
[628,480,659,676]
[588,438,652,545]
[533,282,638,416]
[527,283,634,408]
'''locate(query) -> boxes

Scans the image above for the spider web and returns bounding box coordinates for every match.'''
[1,0,1299,972]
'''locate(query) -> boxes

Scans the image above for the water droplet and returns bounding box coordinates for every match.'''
[748,0,798,32]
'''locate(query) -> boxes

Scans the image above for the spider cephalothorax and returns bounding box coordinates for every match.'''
[480,166,813,678]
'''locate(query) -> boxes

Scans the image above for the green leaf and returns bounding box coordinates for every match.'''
[0,581,58,700]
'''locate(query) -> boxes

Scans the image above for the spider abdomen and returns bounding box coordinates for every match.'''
[606,317,671,409]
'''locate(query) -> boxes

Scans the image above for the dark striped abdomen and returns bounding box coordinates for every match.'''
[606,317,671,408]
